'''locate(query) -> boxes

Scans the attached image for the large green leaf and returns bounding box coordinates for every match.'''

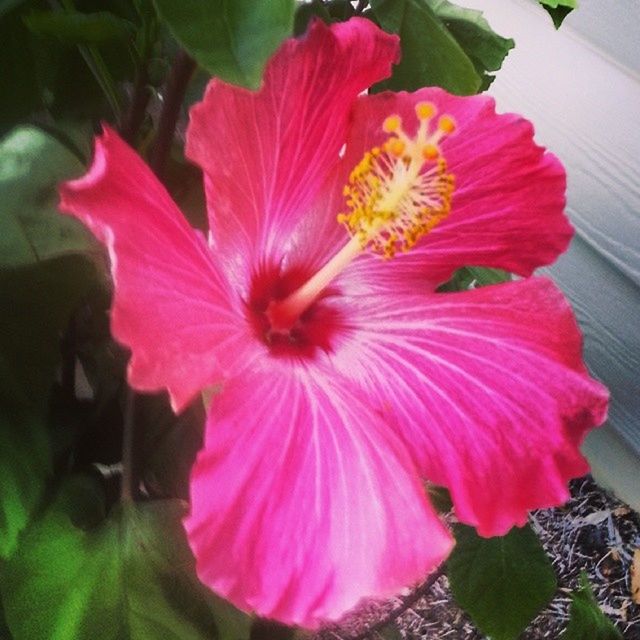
[371,0,481,95]
[447,524,557,640]
[0,408,50,561]
[538,0,577,28]
[0,257,96,559]
[563,573,622,640]
[426,0,514,90]
[152,0,294,89]
[1,477,252,640]
[0,127,94,269]
[24,11,135,45]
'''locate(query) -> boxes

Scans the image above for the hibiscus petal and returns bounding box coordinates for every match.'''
[59,126,253,412]
[185,365,452,628]
[338,89,571,293]
[332,278,608,536]
[185,19,399,287]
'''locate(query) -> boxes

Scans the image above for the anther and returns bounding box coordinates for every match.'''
[438,115,456,134]
[422,144,439,160]
[383,115,401,133]
[416,102,436,120]
[389,139,406,156]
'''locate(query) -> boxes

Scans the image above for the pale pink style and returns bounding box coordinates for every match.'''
[59,18,608,629]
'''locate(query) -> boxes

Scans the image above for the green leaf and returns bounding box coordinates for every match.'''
[426,0,514,90]
[1,478,252,640]
[0,0,28,19]
[371,0,481,95]
[538,0,577,8]
[564,573,623,640]
[437,266,511,292]
[447,524,557,640]
[152,0,295,89]
[0,408,50,561]
[0,9,41,134]
[0,602,10,640]
[0,256,96,559]
[538,0,577,28]
[24,11,135,45]
[0,126,94,269]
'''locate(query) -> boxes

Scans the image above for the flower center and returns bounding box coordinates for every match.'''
[268,102,456,330]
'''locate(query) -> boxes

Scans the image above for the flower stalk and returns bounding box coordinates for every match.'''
[149,49,196,179]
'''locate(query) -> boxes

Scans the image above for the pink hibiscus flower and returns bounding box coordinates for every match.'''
[59,18,608,630]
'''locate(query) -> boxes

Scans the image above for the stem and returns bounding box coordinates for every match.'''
[121,15,157,143]
[121,65,150,143]
[60,314,77,404]
[352,566,446,640]
[120,389,136,504]
[148,49,196,179]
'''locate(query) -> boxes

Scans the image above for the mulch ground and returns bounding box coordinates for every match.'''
[313,476,640,639]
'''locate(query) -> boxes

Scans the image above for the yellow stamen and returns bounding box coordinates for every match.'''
[438,115,456,134]
[416,101,436,120]
[422,144,439,160]
[383,115,401,133]
[338,103,456,258]
[388,138,406,157]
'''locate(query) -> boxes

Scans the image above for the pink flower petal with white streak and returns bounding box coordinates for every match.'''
[59,126,253,412]
[332,278,608,536]
[185,364,452,628]
[338,89,571,294]
[185,19,399,287]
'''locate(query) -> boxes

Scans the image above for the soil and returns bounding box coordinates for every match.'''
[313,476,640,639]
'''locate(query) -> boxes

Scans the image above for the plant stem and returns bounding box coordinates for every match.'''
[120,388,136,504]
[121,63,150,143]
[60,314,77,405]
[148,49,196,179]
[121,14,157,143]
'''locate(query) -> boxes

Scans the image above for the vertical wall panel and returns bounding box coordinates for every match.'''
[457,0,640,496]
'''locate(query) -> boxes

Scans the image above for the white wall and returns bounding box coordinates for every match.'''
[458,0,640,505]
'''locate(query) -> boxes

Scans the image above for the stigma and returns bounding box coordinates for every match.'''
[338,102,456,259]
